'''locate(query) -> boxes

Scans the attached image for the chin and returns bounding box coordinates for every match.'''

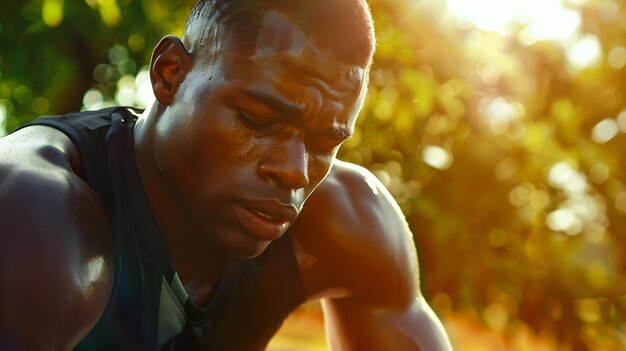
[222,236,272,259]
[233,242,271,259]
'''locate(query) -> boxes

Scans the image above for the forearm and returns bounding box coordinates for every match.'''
[399,296,453,351]
[323,296,453,351]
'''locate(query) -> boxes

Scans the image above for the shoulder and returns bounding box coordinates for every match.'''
[0,126,112,349]
[291,160,419,308]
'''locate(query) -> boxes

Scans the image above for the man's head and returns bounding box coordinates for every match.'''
[144,0,375,257]
[181,0,375,69]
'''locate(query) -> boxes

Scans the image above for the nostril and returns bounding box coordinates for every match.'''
[259,163,309,190]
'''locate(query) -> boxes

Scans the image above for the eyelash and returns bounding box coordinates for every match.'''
[237,110,274,130]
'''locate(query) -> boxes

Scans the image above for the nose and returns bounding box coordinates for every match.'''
[259,137,310,190]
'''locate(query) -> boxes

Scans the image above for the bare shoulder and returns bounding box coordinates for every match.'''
[291,160,419,308]
[0,126,112,349]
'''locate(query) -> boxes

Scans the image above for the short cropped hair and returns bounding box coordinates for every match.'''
[183,0,375,68]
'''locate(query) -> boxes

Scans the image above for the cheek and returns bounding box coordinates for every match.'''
[237,137,263,161]
[204,119,266,167]
[307,154,335,188]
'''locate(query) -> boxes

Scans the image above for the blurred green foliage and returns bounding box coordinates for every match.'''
[2,0,626,349]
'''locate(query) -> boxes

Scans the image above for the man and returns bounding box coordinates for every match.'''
[0,0,453,350]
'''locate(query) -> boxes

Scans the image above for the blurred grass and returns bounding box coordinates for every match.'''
[268,302,327,351]
[270,304,569,351]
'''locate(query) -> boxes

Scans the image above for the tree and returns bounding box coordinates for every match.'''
[2,0,626,349]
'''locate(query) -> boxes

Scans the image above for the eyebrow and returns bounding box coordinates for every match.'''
[240,88,353,142]
[241,89,305,118]
[320,125,353,142]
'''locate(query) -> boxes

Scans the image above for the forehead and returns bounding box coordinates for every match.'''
[252,11,365,81]
[212,10,368,121]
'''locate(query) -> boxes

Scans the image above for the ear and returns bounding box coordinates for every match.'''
[150,35,192,105]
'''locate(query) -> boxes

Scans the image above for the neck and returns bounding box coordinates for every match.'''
[133,103,229,304]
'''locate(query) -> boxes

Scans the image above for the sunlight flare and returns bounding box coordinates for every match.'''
[447,0,584,41]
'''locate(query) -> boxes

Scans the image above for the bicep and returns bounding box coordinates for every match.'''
[0,167,112,350]
[323,296,453,351]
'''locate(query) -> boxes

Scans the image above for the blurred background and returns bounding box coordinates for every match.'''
[1,0,625,349]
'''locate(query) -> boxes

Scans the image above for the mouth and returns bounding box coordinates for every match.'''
[233,200,298,241]
[248,208,283,221]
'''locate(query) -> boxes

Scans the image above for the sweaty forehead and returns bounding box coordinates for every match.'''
[249,10,366,91]
[255,11,309,56]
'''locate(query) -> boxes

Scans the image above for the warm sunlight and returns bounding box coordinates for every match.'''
[445,0,605,70]
[447,0,584,41]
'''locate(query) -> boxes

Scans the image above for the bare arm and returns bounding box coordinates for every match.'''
[292,160,452,351]
[0,127,112,350]
[323,296,452,350]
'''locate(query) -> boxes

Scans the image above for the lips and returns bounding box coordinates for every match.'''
[233,199,299,241]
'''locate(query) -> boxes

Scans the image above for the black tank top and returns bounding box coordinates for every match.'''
[25,107,305,350]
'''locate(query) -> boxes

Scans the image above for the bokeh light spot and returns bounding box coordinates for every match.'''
[488,228,509,247]
[477,63,501,86]
[616,110,626,132]
[481,97,525,135]
[372,168,391,188]
[31,97,50,115]
[117,58,136,75]
[607,46,626,69]
[566,34,603,70]
[598,0,620,22]
[98,0,121,27]
[84,0,98,8]
[529,189,550,210]
[506,120,526,140]
[548,161,587,194]
[483,303,509,331]
[495,158,518,181]
[615,192,626,212]
[93,63,112,83]
[575,299,602,323]
[374,100,393,121]
[546,208,583,235]
[135,68,155,108]
[13,85,33,105]
[115,75,136,106]
[589,163,610,184]
[128,33,146,52]
[591,118,618,144]
[509,183,533,207]
[422,145,452,170]
[447,0,582,42]
[42,0,64,27]
[108,45,128,65]
[83,89,104,110]
[525,8,580,42]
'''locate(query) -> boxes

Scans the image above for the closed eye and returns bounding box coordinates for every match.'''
[237,109,274,130]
